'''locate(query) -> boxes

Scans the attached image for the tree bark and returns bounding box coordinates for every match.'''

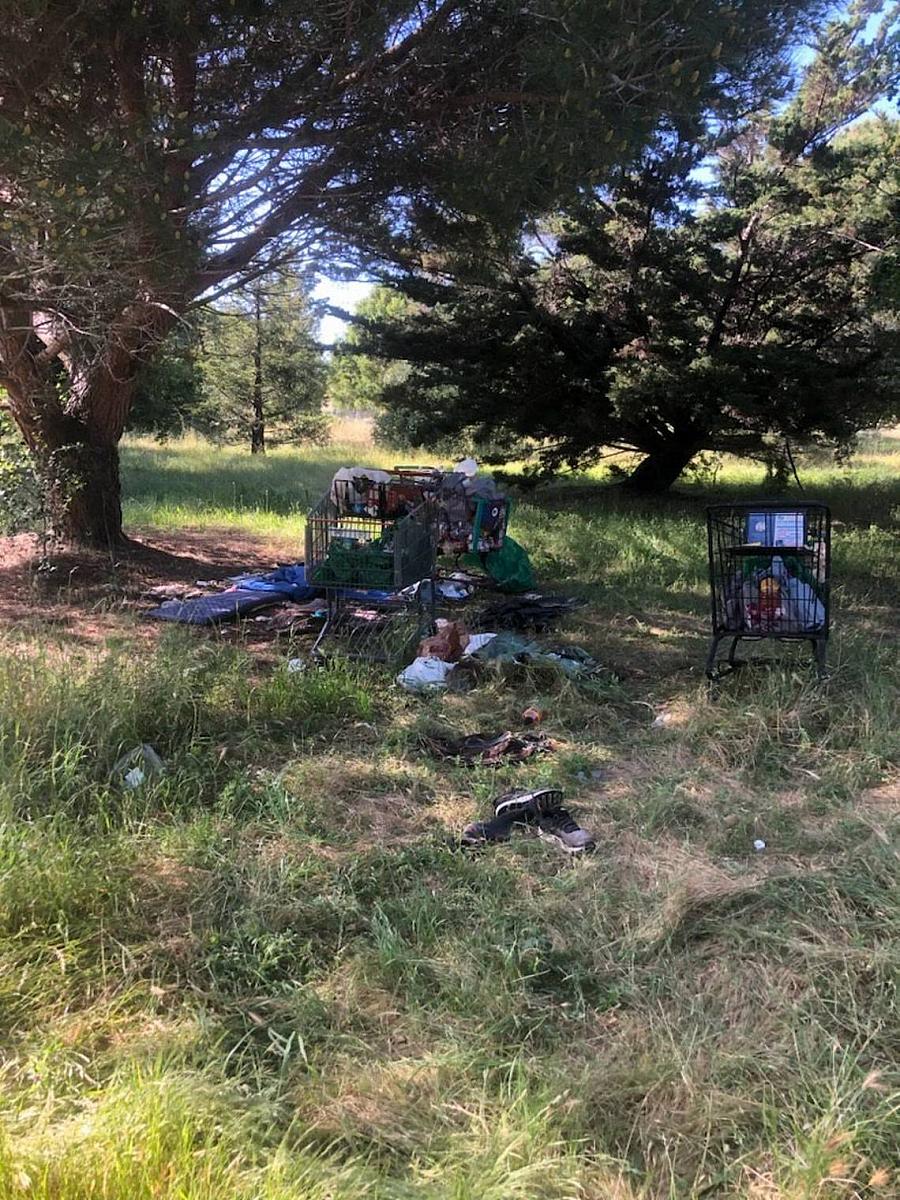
[3,370,133,548]
[39,435,124,547]
[621,438,702,493]
[251,285,265,454]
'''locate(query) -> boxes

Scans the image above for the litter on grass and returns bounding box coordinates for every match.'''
[468,631,604,678]
[478,592,585,629]
[396,656,458,692]
[111,744,166,787]
[422,729,556,767]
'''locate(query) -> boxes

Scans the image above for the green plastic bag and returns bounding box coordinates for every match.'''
[463,535,534,593]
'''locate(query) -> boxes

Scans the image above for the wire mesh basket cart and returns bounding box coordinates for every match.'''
[304,478,437,660]
[706,501,831,679]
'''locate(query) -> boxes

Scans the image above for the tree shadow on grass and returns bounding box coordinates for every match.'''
[528,471,900,531]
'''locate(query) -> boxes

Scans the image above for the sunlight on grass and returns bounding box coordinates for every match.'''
[2,428,898,1199]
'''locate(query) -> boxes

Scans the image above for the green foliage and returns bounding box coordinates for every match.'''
[0,0,830,540]
[351,12,900,489]
[195,271,327,450]
[326,287,412,413]
[0,407,42,535]
[128,326,202,439]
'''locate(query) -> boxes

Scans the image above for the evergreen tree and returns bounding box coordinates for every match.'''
[327,287,412,414]
[0,0,825,543]
[128,325,202,440]
[196,271,327,453]
[348,8,900,488]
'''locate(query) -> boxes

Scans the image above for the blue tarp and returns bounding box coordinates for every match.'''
[148,589,283,626]
[237,563,318,601]
[148,564,399,625]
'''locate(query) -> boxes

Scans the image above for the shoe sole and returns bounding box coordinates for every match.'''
[494,788,563,818]
[537,828,596,854]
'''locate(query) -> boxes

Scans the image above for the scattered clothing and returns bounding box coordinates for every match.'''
[422,730,556,767]
[470,632,603,678]
[479,592,585,630]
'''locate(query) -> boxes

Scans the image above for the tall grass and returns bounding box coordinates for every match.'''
[1,434,898,1198]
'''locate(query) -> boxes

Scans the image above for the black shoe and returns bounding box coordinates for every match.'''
[537,807,595,854]
[460,810,518,846]
[493,787,563,820]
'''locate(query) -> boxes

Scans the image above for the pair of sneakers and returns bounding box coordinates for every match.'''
[462,788,595,854]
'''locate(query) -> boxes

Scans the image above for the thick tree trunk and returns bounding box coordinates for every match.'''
[39,436,124,548]
[251,286,266,454]
[4,374,132,548]
[2,296,174,547]
[622,438,701,493]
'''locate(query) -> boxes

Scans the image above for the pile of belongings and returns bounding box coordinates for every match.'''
[310,532,396,589]
[422,729,556,767]
[478,592,585,630]
[396,622,605,692]
[324,460,535,593]
[721,554,826,634]
[434,457,510,556]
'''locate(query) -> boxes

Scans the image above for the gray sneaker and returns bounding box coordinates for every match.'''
[537,807,596,854]
[493,787,563,820]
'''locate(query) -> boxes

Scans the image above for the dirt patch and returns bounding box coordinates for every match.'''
[0,528,301,648]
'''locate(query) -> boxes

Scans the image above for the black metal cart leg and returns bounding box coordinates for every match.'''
[812,637,828,680]
[727,636,741,668]
[705,636,722,679]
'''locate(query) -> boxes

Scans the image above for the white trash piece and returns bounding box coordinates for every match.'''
[753,838,767,853]
[112,743,166,786]
[436,580,471,602]
[453,457,478,477]
[462,632,497,656]
[286,658,308,674]
[396,656,457,692]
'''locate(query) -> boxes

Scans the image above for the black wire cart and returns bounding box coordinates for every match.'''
[706,501,831,679]
[304,473,437,660]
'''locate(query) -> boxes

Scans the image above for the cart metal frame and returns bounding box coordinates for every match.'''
[705,501,831,680]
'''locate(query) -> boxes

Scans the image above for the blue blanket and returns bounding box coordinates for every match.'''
[148,589,283,626]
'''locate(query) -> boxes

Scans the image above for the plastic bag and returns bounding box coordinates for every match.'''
[396,657,457,692]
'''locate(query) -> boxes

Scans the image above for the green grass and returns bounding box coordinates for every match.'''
[1,431,898,1198]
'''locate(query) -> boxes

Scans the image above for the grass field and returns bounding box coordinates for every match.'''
[0,429,898,1198]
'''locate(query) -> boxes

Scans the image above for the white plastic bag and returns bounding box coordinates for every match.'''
[396,656,457,692]
[462,632,497,656]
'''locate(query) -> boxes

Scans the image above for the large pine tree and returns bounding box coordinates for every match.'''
[1,0,823,543]
[339,8,900,488]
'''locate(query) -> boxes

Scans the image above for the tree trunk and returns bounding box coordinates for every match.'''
[251,286,265,454]
[622,438,701,493]
[40,436,124,547]
[4,375,131,548]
